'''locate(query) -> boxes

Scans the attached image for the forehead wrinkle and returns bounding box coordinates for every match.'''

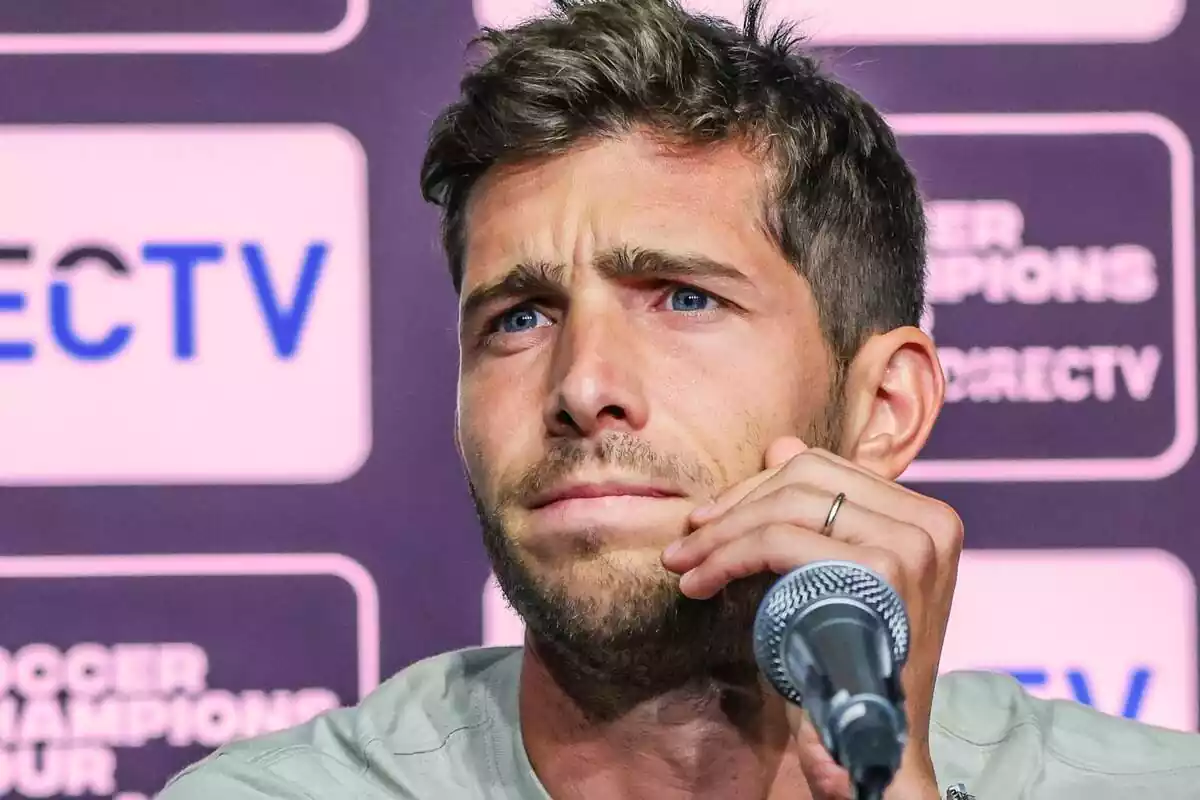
[589,246,757,294]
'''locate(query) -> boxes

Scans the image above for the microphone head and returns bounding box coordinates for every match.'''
[753,560,911,705]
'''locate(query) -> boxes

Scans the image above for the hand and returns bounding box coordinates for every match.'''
[660,436,963,800]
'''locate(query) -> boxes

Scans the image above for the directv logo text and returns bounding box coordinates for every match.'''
[0,242,326,362]
[0,125,371,485]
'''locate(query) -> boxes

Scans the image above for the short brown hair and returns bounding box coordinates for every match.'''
[420,0,926,365]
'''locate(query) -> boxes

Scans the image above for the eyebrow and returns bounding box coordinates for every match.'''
[460,246,751,322]
[460,260,567,323]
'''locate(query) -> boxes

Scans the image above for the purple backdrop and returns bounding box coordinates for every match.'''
[1,2,1197,797]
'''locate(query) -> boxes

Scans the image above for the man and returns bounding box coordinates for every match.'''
[159,1,1200,798]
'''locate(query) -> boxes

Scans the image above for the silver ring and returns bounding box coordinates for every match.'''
[822,492,846,535]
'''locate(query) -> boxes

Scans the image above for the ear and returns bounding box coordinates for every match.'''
[838,327,944,480]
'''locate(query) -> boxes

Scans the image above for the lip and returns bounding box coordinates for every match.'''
[528,481,684,509]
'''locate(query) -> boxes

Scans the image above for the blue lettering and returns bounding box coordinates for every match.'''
[142,243,224,360]
[1067,667,1152,720]
[0,292,34,360]
[49,283,132,360]
[1066,669,1093,706]
[1003,669,1048,689]
[242,242,327,359]
[1121,668,1152,719]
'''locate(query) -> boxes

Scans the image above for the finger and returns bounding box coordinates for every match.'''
[678,524,898,599]
[765,436,808,470]
[734,450,945,539]
[802,446,934,504]
[801,450,964,554]
[791,710,855,800]
[664,487,897,573]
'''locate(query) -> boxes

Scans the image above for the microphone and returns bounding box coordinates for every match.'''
[752,560,911,800]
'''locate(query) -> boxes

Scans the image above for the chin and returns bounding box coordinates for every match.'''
[572,544,673,576]
[538,548,679,610]
[547,542,675,584]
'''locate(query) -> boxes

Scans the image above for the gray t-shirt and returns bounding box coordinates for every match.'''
[157,646,1200,799]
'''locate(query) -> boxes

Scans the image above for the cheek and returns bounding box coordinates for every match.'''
[662,352,822,483]
[687,403,778,489]
[457,372,541,495]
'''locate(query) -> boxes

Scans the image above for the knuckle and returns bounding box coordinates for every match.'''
[778,483,815,505]
[926,500,965,546]
[759,523,797,552]
[903,523,938,566]
[863,548,904,586]
[782,450,821,478]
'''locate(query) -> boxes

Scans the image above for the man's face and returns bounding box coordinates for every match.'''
[456,131,840,692]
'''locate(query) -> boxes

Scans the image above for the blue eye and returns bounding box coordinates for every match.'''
[668,287,715,312]
[495,305,549,334]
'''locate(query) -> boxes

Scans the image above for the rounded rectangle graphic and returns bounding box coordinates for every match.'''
[893,113,1196,483]
[474,0,1185,45]
[0,0,367,54]
[0,124,373,486]
[482,549,1199,731]
[0,553,380,799]
[939,549,1197,731]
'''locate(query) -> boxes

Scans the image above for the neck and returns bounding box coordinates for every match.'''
[518,642,813,800]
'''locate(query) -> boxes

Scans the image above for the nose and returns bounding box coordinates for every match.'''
[544,306,649,439]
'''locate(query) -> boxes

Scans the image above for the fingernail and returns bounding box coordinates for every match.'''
[663,540,684,560]
[678,571,695,594]
[691,503,715,521]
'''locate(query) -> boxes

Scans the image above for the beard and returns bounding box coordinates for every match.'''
[472,402,843,721]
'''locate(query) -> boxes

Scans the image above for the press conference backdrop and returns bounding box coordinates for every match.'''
[0,1,1197,797]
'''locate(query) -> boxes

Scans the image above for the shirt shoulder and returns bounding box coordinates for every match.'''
[931,669,1200,798]
[156,646,525,800]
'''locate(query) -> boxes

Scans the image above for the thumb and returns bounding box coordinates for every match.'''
[788,706,854,800]
[765,436,808,470]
